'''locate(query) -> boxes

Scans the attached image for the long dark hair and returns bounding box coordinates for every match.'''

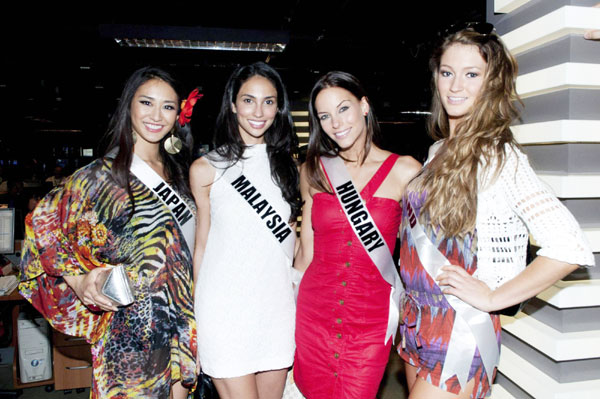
[212,62,300,221]
[305,71,380,193]
[102,66,194,203]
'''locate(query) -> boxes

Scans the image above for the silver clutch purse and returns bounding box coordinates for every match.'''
[100,265,134,307]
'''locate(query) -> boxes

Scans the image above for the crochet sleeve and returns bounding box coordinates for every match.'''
[499,147,595,267]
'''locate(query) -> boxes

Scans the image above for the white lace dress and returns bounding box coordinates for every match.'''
[194,144,296,378]
[427,141,595,289]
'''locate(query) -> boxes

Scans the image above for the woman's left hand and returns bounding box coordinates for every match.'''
[436,265,494,312]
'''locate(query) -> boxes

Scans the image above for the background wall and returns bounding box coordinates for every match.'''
[486,1,600,398]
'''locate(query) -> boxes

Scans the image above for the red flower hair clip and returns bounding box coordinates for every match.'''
[178,88,203,127]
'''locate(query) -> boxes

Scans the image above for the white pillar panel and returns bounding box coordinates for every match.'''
[491,0,600,397]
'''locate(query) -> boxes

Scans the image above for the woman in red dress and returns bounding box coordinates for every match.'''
[293,71,421,399]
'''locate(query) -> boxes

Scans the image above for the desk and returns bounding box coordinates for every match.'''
[0,287,23,302]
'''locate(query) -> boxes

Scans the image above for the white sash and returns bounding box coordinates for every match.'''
[221,170,295,263]
[405,202,498,388]
[130,154,196,253]
[320,156,403,344]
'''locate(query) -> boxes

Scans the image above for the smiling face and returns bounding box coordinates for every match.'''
[130,78,178,148]
[436,43,487,134]
[314,86,369,152]
[232,75,278,145]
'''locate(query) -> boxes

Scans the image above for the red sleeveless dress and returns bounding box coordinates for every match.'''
[294,154,401,399]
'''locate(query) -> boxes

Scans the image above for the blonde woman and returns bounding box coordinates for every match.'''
[397,24,595,399]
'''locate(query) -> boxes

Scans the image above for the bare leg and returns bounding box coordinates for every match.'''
[212,374,259,399]
[170,380,188,399]
[256,368,288,399]
[409,376,475,399]
[404,362,418,393]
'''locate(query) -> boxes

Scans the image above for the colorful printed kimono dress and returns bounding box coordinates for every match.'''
[19,157,197,398]
[397,190,501,398]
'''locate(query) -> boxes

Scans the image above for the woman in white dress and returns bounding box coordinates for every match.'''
[190,62,301,399]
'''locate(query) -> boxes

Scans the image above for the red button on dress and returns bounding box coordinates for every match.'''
[294,154,401,399]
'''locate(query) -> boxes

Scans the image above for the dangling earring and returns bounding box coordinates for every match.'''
[132,130,138,144]
[164,129,182,155]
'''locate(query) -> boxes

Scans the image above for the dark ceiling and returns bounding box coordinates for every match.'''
[0,1,485,169]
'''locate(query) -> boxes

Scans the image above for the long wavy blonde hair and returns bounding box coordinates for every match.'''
[416,29,522,237]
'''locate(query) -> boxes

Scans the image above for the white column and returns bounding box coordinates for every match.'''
[488,1,600,398]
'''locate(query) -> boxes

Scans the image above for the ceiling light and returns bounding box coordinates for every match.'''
[114,38,286,52]
[102,25,289,53]
[36,129,83,133]
[399,111,431,115]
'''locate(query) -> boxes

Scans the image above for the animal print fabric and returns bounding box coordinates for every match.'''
[19,157,197,398]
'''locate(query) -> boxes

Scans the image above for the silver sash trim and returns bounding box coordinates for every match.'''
[405,202,498,388]
[130,154,196,253]
[221,170,295,263]
[320,156,403,344]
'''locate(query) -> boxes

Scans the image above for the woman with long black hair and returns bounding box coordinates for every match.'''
[191,62,300,399]
[20,66,200,398]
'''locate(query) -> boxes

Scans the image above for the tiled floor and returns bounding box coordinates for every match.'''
[0,347,408,398]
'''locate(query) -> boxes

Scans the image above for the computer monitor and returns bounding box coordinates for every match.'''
[0,208,15,254]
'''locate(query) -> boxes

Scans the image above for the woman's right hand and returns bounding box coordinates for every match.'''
[584,3,600,40]
[64,268,119,312]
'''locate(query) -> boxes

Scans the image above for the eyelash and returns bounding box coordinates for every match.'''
[139,100,175,111]
[319,105,350,121]
[241,98,276,105]
[440,70,479,78]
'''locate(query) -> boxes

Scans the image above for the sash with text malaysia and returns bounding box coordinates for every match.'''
[224,172,295,262]
[320,155,403,344]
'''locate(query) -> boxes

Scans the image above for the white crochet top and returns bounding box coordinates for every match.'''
[427,141,595,290]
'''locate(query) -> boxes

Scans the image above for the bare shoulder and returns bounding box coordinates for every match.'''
[395,155,422,174]
[375,148,420,171]
[191,155,213,169]
[298,162,312,190]
[299,161,324,198]
[299,161,308,175]
[392,155,422,186]
[190,156,216,189]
